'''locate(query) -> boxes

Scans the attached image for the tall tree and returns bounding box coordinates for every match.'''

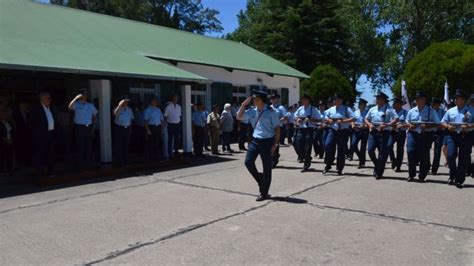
[227,0,384,91]
[51,0,223,35]
[374,0,473,89]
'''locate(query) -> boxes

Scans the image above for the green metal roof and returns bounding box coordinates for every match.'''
[0,0,308,80]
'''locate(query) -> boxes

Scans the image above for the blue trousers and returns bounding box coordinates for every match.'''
[350,129,369,166]
[313,128,325,158]
[406,131,433,179]
[324,129,349,171]
[389,130,406,169]
[446,132,472,184]
[431,131,446,174]
[245,137,274,196]
[297,128,314,169]
[368,130,393,177]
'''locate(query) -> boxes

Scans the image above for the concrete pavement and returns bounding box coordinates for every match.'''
[1,145,473,265]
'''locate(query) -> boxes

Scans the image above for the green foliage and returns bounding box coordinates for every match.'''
[50,0,223,34]
[374,0,473,88]
[393,41,474,99]
[301,64,355,104]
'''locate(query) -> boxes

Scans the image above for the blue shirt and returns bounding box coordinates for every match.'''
[441,105,473,133]
[366,104,399,130]
[294,105,321,128]
[72,101,98,125]
[143,106,163,126]
[354,109,368,124]
[406,105,440,133]
[287,111,295,124]
[272,104,287,127]
[242,105,280,139]
[114,107,134,127]
[192,111,207,127]
[434,108,446,121]
[325,105,354,130]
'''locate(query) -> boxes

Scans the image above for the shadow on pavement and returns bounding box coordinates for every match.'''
[270,196,308,204]
[0,155,237,199]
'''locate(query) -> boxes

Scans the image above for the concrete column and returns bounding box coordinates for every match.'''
[181,84,193,154]
[90,79,112,163]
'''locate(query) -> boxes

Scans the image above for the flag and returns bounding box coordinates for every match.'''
[443,81,450,108]
[401,80,411,110]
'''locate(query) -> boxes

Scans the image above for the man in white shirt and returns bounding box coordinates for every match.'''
[164,94,182,157]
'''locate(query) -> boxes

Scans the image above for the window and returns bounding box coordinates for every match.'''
[232,86,248,104]
[192,84,207,105]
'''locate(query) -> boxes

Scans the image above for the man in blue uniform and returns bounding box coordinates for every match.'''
[389,98,408,172]
[441,90,473,188]
[365,92,399,179]
[237,89,280,201]
[113,96,134,165]
[323,93,355,175]
[430,98,446,175]
[270,93,287,168]
[68,88,98,169]
[294,94,321,172]
[192,102,207,156]
[349,98,369,169]
[144,96,164,161]
[406,91,440,182]
[314,100,327,159]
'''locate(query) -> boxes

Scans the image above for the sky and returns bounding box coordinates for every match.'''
[36,0,386,103]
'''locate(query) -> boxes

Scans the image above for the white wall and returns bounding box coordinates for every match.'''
[167,61,301,106]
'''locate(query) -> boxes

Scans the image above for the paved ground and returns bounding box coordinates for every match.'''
[1,145,473,265]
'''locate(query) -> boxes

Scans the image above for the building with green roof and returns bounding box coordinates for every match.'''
[0,0,307,163]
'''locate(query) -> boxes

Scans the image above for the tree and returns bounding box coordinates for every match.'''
[51,0,223,35]
[393,41,474,99]
[301,64,355,104]
[373,0,473,89]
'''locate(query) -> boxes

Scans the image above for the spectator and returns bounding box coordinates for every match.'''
[220,103,234,153]
[164,94,182,158]
[30,92,55,178]
[0,107,14,176]
[12,100,31,167]
[207,104,220,155]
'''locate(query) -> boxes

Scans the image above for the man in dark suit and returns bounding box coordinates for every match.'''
[0,108,14,176]
[12,100,32,167]
[30,92,56,178]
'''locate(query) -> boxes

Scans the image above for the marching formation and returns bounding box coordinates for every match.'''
[237,89,473,201]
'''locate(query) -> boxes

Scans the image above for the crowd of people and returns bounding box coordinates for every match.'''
[1,87,473,192]
[234,89,473,201]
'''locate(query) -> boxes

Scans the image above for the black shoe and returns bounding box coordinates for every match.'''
[298,159,303,163]
[447,179,454,185]
[301,168,309,173]
[395,167,401,173]
[373,171,377,177]
[375,175,381,180]
[431,170,438,175]
[272,162,278,169]
[391,162,396,170]
[418,178,425,183]
[256,194,270,201]
[407,177,414,182]
[337,170,343,176]
[358,165,364,169]
[455,183,463,189]
[323,168,330,174]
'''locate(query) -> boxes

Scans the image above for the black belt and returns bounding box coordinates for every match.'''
[75,124,92,128]
[115,124,130,129]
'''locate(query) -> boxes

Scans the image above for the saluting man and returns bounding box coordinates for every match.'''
[144,96,164,161]
[294,94,321,172]
[113,95,134,165]
[270,93,287,168]
[365,92,399,180]
[405,91,440,182]
[389,98,408,172]
[349,98,369,169]
[68,88,98,169]
[323,93,355,175]
[237,89,280,201]
[441,90,473,188]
